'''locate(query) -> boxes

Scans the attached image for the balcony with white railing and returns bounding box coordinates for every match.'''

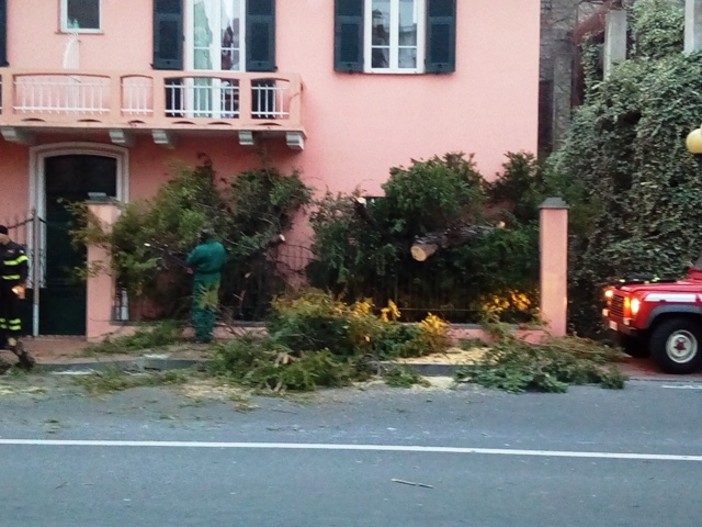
[0,69,305,149]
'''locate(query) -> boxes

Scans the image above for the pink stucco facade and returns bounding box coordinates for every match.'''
[0,0,543,338]
[1,0,540,201]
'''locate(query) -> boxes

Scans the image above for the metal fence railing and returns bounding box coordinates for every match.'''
[109,243,496,324]
[210,245,491,324]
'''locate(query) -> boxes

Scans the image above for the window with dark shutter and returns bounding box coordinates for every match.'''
[0,0,7,67]
[153,0,183,70]
[426,0,456,73]
[247,0,276,72]
[335,0,364,72]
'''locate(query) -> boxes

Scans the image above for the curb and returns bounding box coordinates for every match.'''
[392,362,702,383]
[39,357,211,374]
[39,359,464,377]
[41,359,467,377]
[33,358,702,383]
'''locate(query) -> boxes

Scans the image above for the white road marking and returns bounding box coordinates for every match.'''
[0,439,700,462]
[661,384,702,390]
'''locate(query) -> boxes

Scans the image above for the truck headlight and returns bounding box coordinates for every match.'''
[630,298,640,316]
[604,288,614,306]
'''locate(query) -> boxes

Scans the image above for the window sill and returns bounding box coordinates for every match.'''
[56,30,104,35]
[362,70,426,76]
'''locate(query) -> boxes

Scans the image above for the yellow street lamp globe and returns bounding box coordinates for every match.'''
[686,127,702,155]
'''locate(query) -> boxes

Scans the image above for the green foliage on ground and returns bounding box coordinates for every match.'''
[210,291,627,394]
[456,331,627,393]
[547,0,702,336]
[211,335,359,392]
[382,365,431,388]
[82,321,184,355]
[73,368,189,394]
[210,290,451,392]
[267,290,451,359]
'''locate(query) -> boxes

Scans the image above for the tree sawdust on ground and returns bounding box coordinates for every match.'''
[0,384,47,396]
[394,347,489,365]
[176,378,252,401]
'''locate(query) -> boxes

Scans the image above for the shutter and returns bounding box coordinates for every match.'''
[334,0,364,72]
[0,0,7,67]
[153,0,183,70]
[246,0,276,72]
[426,0,456,73]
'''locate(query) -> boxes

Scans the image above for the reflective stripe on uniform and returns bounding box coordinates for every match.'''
[7,318,21,331]
[3,255,28,266]
[1,275,20,280]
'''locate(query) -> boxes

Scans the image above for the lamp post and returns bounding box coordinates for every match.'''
[686,125,702,169]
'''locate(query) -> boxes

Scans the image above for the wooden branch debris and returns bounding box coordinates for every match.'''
[411,223,504,262]
[391,478,434,489]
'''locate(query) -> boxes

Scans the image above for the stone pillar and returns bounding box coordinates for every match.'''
[86,201,120,341]
[539,197,569,337]
[685,0,702,55]
[604,10,627,78]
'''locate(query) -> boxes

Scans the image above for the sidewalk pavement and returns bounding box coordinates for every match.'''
[3,336,702,382]
[0,336,213,373]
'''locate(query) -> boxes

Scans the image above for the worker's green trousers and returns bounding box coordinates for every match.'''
[192,275,221,343]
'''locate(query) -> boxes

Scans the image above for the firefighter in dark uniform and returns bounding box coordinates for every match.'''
[0,225,35,369]
[186,228,227,343]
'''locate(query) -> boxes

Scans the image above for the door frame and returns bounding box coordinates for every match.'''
[27,142,129,333]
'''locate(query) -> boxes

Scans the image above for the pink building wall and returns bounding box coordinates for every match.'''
[0,0,545,339]
[2,0,540,205]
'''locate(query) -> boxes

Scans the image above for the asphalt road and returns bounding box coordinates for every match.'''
[1,376,702,526]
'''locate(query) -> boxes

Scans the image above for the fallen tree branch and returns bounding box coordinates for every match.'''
[391,478,434,489]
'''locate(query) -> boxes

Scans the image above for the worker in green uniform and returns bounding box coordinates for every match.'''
[186,228,227,343]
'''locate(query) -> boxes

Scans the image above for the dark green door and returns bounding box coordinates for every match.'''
[42,155,117,335]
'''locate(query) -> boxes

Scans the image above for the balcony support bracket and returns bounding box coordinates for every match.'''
[239,131,255,146]
[152,130,177,149]
[1,127,35,146]
[109,129,135,148]
[286,132,305,150]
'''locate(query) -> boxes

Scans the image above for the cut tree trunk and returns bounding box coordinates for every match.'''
[411,243,439,262]
[411,224,500,262]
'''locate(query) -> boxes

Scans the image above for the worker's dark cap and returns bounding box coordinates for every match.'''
[0,225,8,235]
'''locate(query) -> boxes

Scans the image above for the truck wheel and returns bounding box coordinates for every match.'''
[616,334,649,358]
[650,319,702,374]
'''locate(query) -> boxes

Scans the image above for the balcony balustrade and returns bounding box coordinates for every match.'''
[0,69,305,148]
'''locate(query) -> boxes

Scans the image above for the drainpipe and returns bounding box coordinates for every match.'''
[603,8,627,78]
[31,208,41,337]
[685,0,702,55]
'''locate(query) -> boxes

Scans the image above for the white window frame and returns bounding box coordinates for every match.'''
[60,0,102,34]
[185,0,247,72]
[183,0,247,119]
[364,0,425,74]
